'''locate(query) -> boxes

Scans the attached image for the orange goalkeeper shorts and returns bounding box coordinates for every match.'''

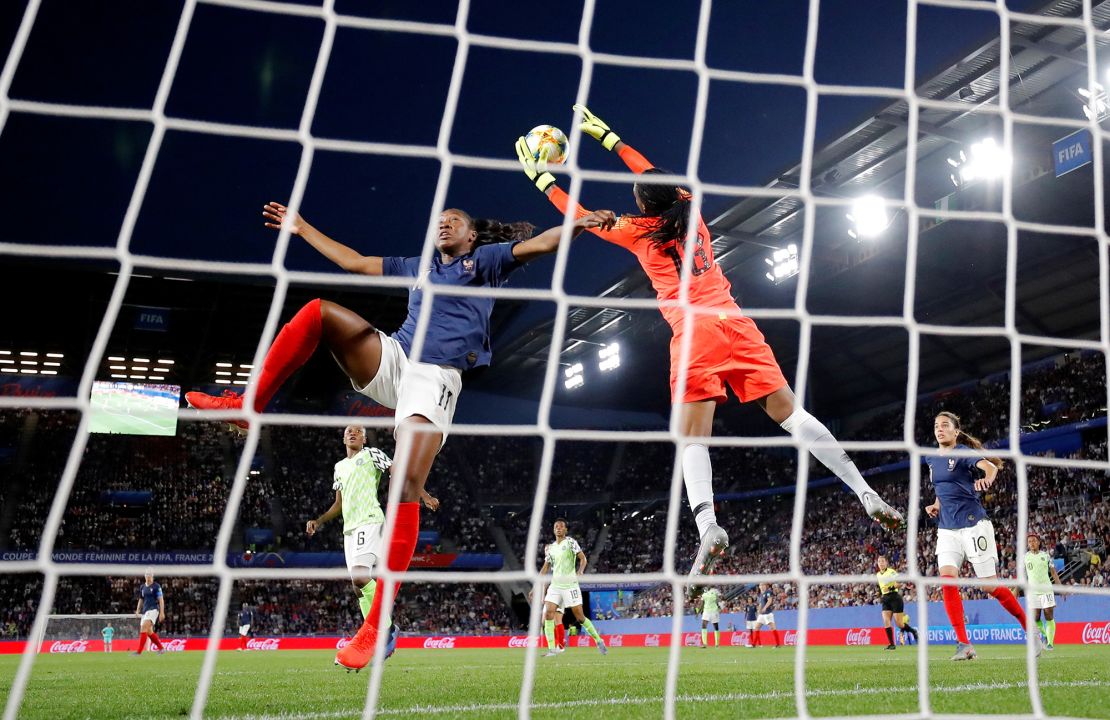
[668,314,788,404]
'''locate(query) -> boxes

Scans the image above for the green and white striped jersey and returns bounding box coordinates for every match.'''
[544,537,582,590]
[333,447,391,534]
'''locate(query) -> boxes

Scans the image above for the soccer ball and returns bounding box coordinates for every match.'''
[524,125,569,165]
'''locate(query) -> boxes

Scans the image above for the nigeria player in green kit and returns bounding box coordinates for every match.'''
[697,587,722,647]
[1025,533,1062,650]
[306,425,439,665]
[537,519,608,657]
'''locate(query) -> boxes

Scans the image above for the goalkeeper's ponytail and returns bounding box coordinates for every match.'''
[632,168,692,247]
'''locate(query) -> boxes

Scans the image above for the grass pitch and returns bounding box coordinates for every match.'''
[2,644,1109,719]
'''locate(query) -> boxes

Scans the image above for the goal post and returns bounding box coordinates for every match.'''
[37,614,137,653]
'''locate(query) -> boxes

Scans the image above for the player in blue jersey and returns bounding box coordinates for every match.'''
[926,411,1042,661]
[237,603,254,651]
[131,570,165,655]
[743,595,759,647]
[753,583,782,647]
[187,202,615,671]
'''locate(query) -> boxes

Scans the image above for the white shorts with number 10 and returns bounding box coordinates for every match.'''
[352,332,462,446]
[344,522,384,573]
[545,586,583,609]
[936,518,999,578]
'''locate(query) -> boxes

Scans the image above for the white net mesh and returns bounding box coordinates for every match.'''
[1,0,1108,719]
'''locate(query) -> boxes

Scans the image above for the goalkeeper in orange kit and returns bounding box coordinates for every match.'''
[516,105,905,598]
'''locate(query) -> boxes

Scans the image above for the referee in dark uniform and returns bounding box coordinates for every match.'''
[876,555,918,649]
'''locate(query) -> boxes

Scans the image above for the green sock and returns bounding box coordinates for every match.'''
[581,618,604,645]
[1046,619,1056,645]
[714,630,720,646]
[1036,619,1045,639]
[358,581,374,619]
[701,628,708,645]
[544,619,556,649]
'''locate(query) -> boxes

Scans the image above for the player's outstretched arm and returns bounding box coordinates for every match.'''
[973,459,998,492]
[573,104,653,173]
[262,202,383,275]
[307,490,342,536]
[420,490,440,512]
[511,210,616,263]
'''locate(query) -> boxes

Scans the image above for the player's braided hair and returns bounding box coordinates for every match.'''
[631,168,692,247]
[936,411,1004,469]
[446,208,535,246]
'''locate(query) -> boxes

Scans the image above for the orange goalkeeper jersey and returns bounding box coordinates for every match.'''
[547,144,740,333]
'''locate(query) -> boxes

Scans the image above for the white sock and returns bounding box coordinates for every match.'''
[781,409,875,500]
[682,443,717,537]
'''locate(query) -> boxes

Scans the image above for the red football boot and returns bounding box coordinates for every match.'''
[334,622,378,672]
[184,390,248,432]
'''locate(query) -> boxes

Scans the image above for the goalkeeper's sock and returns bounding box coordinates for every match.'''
[885,627,894,645]
[990,587,1029,628]
[682,443,717,538]
[554,622,565,648]
[714,630,720,646]
[362,502,419,634]
[149,632,163,650]
[1046,619,1056,645]
[701,628,708,646]
[772,629,781,647]
[253,299,322,412]
[544,619,556,649]
[942,585,970,644]
[780,409,874,500]
[581,618,604,645]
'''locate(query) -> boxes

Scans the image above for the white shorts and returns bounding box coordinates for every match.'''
[745,620,756,630]
[936,519,999,578]
[354,332,462,446]
[238,624,251,636]
[140,609,159,627]
[1027,591,1056,609]
[344,522,384,572]
[702,611,720,624]
[756,613,775,625]
[544,586,583,609]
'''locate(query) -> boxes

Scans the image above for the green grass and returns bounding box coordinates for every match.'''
[2,645,1109,719]
[89,391,177,436]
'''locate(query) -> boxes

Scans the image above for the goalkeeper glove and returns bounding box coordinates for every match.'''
[516,136,556,192]
[573,103,621,151]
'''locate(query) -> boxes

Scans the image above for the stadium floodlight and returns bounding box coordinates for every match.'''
[130,374,146,380]
[110,365,125,370]
[598,343,621,372]
[1079,84,1110,121]
[149,375,164,380]
[216,362,233,368]
[0,359,11,364]
[40,370,57,375]
[107,356,124,361]
[43,362,60,367]
[564,362,584,390]
[239,363,253,369]
[19,360,36,366]
[946,137,1010,187]
[233,379,247,385]
[157,359,174,365]
[846,195,890,239]
[20,351,37,357]
[45,353,63,358]
[215,379,231,385]
[132,357,150,363]
[0,350,9,355]
[21,369,37,374]
[216,371,231,376]
[764,244,799,283]
[1,368,16,373]
[110,373,126,379]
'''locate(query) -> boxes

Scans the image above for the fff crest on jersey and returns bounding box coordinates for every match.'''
[948,458,957,471]
[462,258,475,273]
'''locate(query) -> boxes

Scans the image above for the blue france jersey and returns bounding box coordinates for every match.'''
[383,242,521,370]
[759,589,774,612]
[925,445,989,530]
[744,603,757,622]
[239,609,253,625]
[139,582,162,612]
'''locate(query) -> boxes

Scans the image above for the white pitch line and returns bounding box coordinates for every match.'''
[213,679,1110,720]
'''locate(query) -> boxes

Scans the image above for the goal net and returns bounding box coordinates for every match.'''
[37,615,137,653]
[1,0,1108,719]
